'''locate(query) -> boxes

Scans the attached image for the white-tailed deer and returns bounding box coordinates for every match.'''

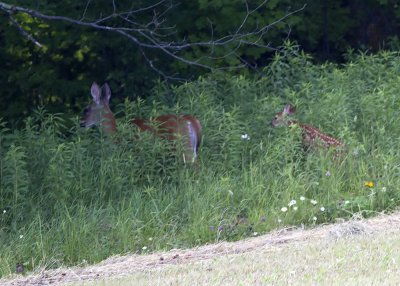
[271,104,344,150]
[81,82,202,164]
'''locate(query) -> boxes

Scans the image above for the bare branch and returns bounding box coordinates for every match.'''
[80,0,92,21]
[139,46,186,81]
[0,1,305,79]
[112,0,116,14]
[123,0,170,16]
[235,0,268,35]
[6,12,43,47]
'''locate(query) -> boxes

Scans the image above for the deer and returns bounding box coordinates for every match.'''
[271,104,344,151]
[81,82,202,164]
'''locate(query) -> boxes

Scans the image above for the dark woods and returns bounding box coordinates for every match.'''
[0,0,399,123]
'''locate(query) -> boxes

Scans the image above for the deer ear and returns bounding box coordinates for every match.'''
[102,83,112,105]
[91,82,101,105]
[283,104,296,115]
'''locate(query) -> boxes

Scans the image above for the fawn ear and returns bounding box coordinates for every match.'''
[102,83,112,105]
[283,104,296,115]
[90,82,101,105]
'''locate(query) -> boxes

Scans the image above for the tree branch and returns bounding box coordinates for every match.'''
[0,1,304,79]
[8,14,43,47]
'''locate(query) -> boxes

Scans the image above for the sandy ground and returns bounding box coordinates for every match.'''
[2,211,400,286]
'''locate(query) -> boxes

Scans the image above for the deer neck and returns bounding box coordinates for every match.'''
[100,107,117,135]
[287,119,299,127]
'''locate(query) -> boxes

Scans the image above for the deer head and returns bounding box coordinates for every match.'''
[81,82,117,134]
[271,104,297,127]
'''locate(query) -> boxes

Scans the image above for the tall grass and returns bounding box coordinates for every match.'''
[1,49,400,276]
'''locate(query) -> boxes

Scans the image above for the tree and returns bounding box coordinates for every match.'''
[0,1,304,79]
[0,0,304,122]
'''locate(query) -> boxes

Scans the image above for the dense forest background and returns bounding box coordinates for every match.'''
[1,0,400,123]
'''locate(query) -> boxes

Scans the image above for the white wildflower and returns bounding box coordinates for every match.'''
[300,196,306,201]
[281,207,288,212]
[142,246,147,250]
[310,199,318,205]
[320,207,325,212]
[288,200,297,207]
[312,216,317,221]
[241,134,250,140]
[293,206,298,211]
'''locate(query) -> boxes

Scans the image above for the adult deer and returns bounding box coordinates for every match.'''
[271,104,344,150]
[81,82,202,164]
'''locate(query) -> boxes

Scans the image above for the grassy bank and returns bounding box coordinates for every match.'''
[1,49,400,276]
[73,217,400,286]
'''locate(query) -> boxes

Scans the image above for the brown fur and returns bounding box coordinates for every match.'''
[271,104,344,151]
[82,82,202,164]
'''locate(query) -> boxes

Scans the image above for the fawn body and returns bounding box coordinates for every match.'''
[271,104,344,150]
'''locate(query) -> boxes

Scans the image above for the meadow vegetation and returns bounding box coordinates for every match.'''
[1,49,400,276]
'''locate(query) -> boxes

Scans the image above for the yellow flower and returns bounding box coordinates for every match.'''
[364,181,374,188]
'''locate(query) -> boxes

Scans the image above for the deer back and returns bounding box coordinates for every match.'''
[132,114,202,164]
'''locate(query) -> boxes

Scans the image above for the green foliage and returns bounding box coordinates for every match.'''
[1,51,400,277]
[3,0,400,123]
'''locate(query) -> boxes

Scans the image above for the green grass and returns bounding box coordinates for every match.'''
[1,49,400,276]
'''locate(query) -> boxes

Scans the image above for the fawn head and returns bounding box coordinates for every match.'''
[271,104,345,152]
[271,104,296,127]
